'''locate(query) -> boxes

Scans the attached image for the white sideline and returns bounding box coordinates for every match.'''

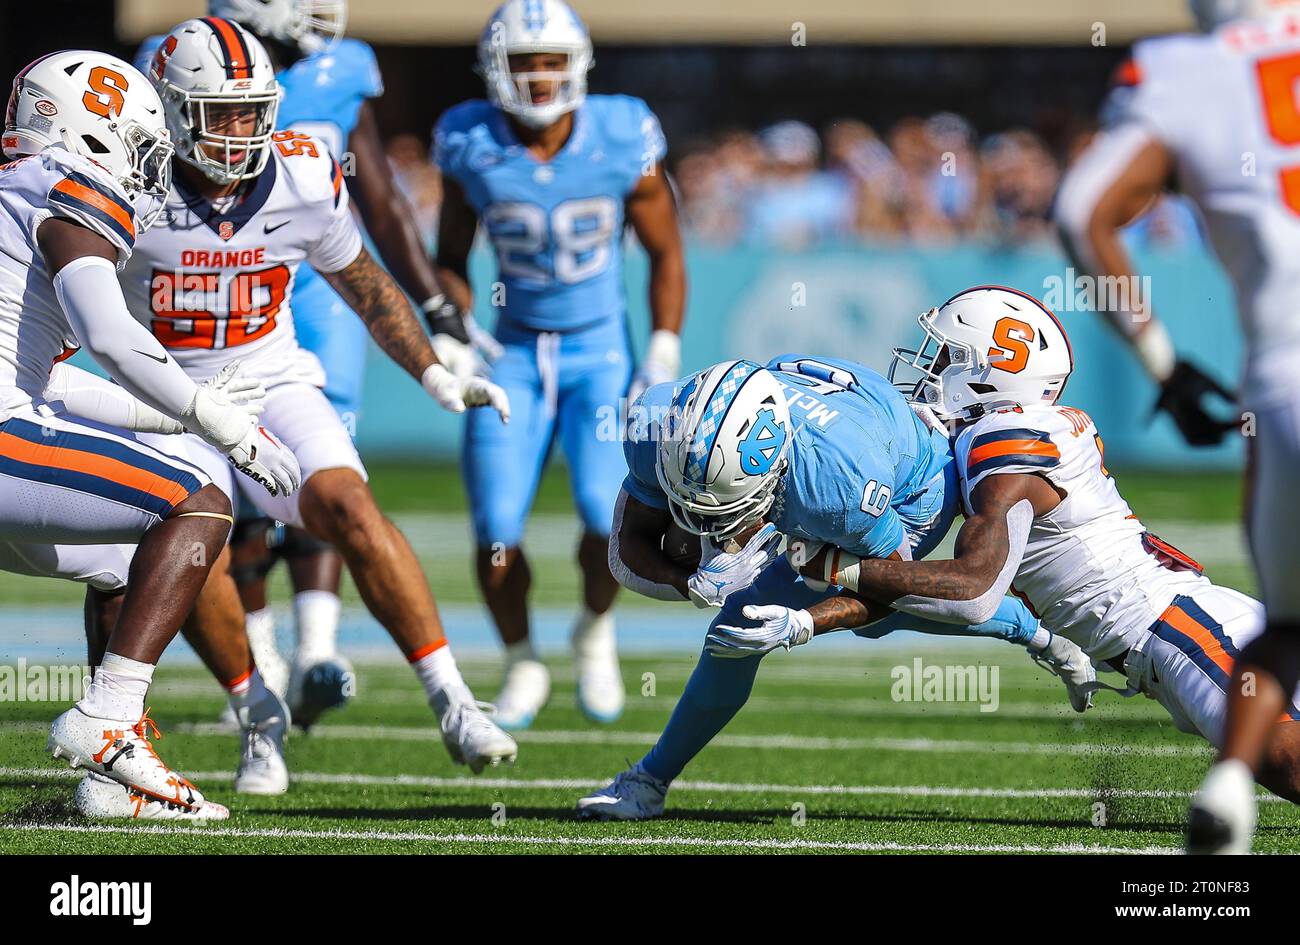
[0,821,1180,854]
[5,765,1282,801]
[0,720,1212,756]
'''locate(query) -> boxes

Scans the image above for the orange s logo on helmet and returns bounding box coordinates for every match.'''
[151,36,178,82]
[82,66,128,119]
[988,316,1035,374]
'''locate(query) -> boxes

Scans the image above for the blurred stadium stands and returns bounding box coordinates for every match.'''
[2,1,1240,468]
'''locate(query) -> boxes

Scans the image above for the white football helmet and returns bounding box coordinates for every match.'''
[3,51,174,231]
[148,17,281,186]
[656,360,793,541]
[889,285,1074,422]
[478,0,593,129]
[1189,0,1300,30]
[208,0,347,56]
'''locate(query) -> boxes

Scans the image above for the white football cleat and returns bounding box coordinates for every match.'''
[576,763,669,821]
[49,706,205,812]
[1028,631,1096,712]
[493,658,550,731]
[573,612,624,724]
[432,690,518,773]
[288,653,356,731]
[234,689,290,795]
[1187,759,1256,854]
[76,772,230,822]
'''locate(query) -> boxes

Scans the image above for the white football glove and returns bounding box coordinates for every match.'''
[627,329,681,406]
[202,362,266,415]
[421,363,510,423]
[686,522,783,608]
[180,362,266,451]
[706,605,815,658]
[226,422,302,498]
[423,295,489,379]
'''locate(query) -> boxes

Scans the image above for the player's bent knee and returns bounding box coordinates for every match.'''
[301,469,381,543]
[170,483,233,521]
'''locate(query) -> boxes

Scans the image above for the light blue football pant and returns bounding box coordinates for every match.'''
[640,557,1039,782]
[463,318,632,547]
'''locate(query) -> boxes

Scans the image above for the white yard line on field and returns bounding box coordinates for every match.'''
[0,820,1181,854]
[0,720,1212,756]
[1,765,1285,802]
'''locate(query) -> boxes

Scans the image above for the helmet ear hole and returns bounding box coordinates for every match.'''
[81,134,110,154]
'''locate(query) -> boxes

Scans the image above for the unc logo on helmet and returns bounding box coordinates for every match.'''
[738,409,787,475]
[656,360,793,540]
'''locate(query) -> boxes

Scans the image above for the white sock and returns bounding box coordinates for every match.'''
[225,666,270,714]
[504,638,540,667]
[1028,627,1052,651]
[294,590,341,663]
[410,640,468,706]
[245,607,288,696]
[79,652,155,722]
[572,608,616,660]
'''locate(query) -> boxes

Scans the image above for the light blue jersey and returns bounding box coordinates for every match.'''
[442,94,668,547]
[624,356,957,561]
[623,357,1041,785]
[134,36,382,418]
[434,95,667,334]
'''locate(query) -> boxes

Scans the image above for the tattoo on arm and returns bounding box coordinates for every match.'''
[325,246,437,382]
[807,591,890,635]
[842,473,1046,604]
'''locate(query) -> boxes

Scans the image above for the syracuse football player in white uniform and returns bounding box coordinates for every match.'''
[1054,0,1300,851]
[0,49,302,821]
[112,17,519,784]
[719,287,1300,807]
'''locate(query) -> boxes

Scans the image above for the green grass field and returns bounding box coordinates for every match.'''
[2,463,1295,854]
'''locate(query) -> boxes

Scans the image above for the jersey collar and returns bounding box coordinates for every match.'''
[492,104,588,163]
[173,155,279,241]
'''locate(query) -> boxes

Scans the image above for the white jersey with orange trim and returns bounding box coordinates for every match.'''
[1105,12,1300,405]
[0,148,138,422]
[953,403,1210,662]
[120,133,360,386]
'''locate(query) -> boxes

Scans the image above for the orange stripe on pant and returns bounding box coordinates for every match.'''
[1160,604,1236,678]
[0,430,191,510]
[51,178,133,234]
[967,438,1060,468]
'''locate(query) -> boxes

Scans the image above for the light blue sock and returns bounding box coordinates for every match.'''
[854,594,1039,646]
[641,650,763,783]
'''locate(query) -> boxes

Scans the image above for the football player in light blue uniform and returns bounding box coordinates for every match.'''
[576,356,1095,820]
[136,0,491,727]
[433,0,687,728]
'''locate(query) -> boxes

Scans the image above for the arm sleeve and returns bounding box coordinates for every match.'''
[51,255,199,419]
[890,498,1035,625]
[306,159,364,274]
[608,490,688,602]
[41,362,183,433]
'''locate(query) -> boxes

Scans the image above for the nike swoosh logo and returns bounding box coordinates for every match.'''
[132,349,168,364]
[264,220,290,234]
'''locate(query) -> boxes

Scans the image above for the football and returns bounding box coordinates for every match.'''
[662,520,702,569]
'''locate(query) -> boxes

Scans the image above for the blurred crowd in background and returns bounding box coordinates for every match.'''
[385,112,1205,253]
